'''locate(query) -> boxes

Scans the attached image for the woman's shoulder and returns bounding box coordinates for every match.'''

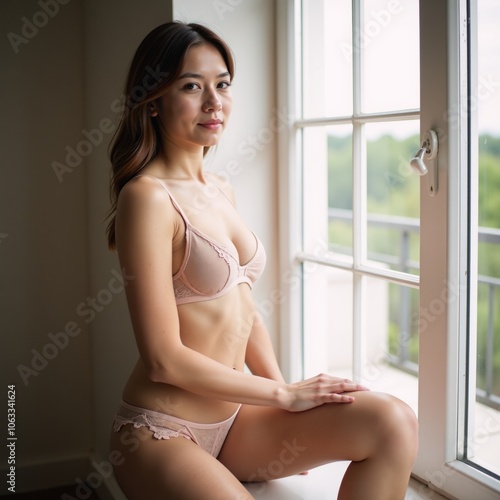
[115,175,180,249]
[120,173,167,196]
[117,174,173,217]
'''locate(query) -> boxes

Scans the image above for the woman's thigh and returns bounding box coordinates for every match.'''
[217,390,417,482]
[109,424,252,500]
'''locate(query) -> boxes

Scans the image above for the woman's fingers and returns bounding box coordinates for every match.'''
[330,380,370,393]
[312,375,370,393]
[328,393,355,403]
[285,374,371,411]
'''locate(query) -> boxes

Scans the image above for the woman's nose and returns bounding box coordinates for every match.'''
[203,90,222,112]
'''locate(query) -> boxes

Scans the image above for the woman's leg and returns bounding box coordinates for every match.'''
[218,391,418,500]
[109,424,252,500]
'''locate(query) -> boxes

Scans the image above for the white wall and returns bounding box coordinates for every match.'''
[1,0,278,497]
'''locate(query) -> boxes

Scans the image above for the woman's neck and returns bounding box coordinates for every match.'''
[157,142,207,182]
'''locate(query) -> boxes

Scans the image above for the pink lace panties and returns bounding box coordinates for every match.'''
[113,400,240,458]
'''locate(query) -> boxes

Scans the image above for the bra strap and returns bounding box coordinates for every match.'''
[134,174,190,225]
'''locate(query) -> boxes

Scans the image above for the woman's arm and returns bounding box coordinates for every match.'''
[245,313,285,383]
[116,176,366,411]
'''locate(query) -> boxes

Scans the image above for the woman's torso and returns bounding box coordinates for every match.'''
[120,170,263,423]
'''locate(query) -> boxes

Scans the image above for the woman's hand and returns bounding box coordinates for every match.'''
[281,374,370,412]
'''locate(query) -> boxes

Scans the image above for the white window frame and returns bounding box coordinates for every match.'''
[277,0,303,382]
[276,0,500,497]
[416,1,498,497]
[277,0,420,383]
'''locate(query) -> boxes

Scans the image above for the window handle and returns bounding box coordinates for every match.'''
[411,129,439,196]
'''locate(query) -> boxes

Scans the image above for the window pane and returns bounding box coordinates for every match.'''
[365,121,420,275]
[302,0,353,118]
[469,0,500,476]
[303,269,419,416]
[329,127,353,257]
[303,265,353,379]
[303,125,353,260]
[361,0,419,113]
[363,281,419,414]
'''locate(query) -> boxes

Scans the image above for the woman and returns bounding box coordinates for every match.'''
[108,21,418,500]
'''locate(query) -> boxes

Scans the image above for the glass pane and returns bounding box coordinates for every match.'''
[303,125,353,260]
[303,265,353,379]
[361,0,419,113]
[302,0,353,118]
[362,281,419,414]
[329,127,353,257]
[469,0,500,476]
[365,121,420,275]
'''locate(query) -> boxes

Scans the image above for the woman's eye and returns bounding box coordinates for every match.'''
[183,82,200,90]
[218,81,232,89]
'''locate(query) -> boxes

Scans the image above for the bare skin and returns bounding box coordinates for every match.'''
[110,43,418,500]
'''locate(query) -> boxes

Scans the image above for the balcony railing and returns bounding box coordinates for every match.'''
[328,208,500,410]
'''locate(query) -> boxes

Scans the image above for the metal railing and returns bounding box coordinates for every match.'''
[328,208,500,409]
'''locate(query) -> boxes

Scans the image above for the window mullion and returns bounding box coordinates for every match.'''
[352,0,366,381]
[276,0,304,383]
[294,109,420,128]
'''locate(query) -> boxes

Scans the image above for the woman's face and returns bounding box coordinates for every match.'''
[154,43,233,152]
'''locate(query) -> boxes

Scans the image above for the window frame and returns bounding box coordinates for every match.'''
[416,1,499,497]
[277,0,420,381]
[276,0,500,497]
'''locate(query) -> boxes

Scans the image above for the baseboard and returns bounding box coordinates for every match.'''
[0,454,127,500]
[0,452,127,499]
[0,453,91,495]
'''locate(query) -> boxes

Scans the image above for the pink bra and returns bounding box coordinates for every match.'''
[138,175,266,305]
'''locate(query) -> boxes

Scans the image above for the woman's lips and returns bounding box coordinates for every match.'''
[199,120,222,130]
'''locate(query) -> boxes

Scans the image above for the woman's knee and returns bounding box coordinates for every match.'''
[368,392,419,462]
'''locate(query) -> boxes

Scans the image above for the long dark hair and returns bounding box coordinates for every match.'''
[106,22,235,250]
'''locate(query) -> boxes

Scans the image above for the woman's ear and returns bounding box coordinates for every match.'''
[149,102,158,117]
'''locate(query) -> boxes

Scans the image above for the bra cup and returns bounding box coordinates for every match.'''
[181,233,232,295]
[132,175,266,303]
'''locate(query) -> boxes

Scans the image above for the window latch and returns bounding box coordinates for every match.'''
[410,129,439,196]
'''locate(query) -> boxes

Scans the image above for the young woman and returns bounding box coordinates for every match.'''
[108,21,418,500]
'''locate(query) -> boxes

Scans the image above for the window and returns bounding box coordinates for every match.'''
[277,0,500,497]
[465,0,500,482]
[278,0,420,411]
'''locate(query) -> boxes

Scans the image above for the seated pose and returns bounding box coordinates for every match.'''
[108,21,418,500]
